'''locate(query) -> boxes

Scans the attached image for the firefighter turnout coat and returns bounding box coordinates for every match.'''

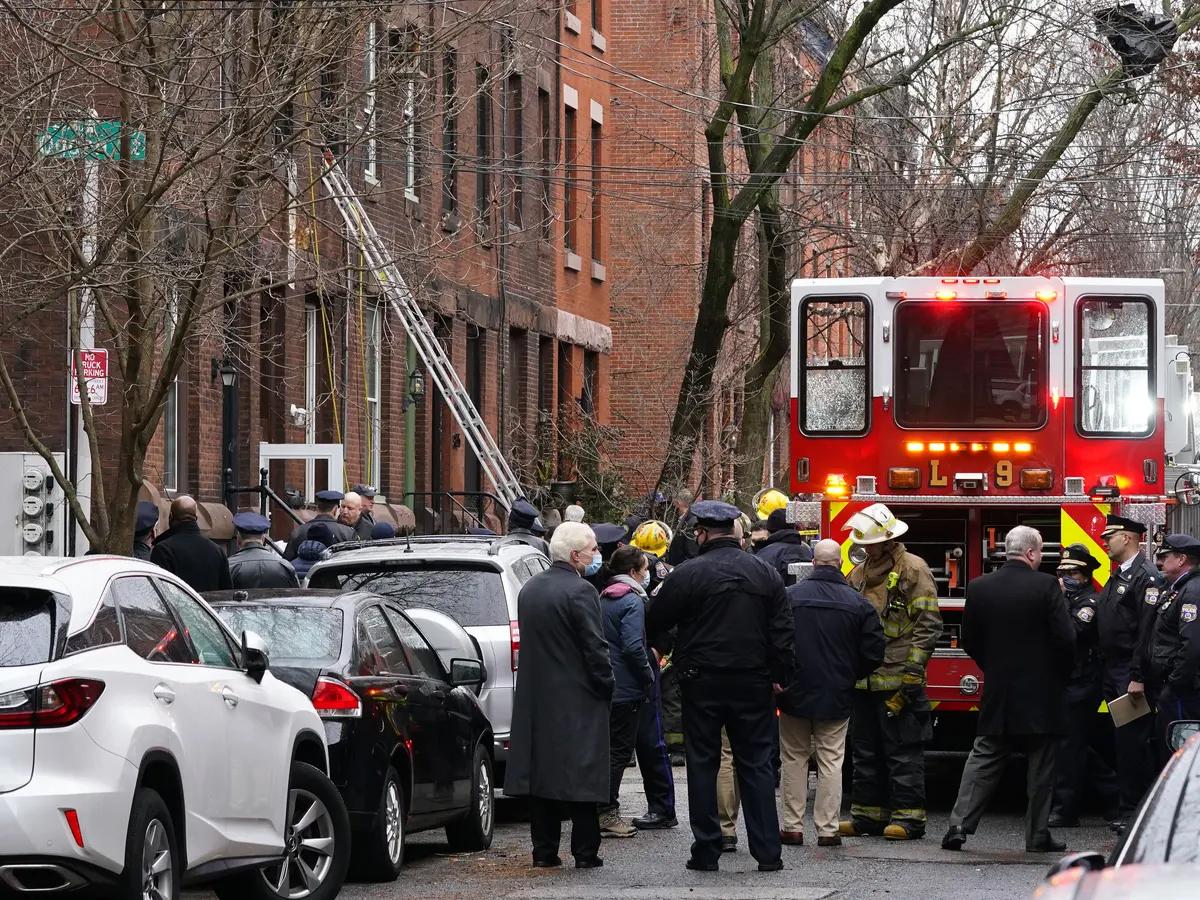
[847,542,942,692]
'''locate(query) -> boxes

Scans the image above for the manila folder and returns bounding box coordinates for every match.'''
[1109,692,1152,728]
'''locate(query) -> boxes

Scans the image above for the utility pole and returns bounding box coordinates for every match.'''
[69,151,100,553]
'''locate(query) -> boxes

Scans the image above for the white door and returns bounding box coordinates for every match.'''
[156,579,289,856]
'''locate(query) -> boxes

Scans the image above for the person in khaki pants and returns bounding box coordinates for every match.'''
[778,540,885,846]
[717,731,740,851]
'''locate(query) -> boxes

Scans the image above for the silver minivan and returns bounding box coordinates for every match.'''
[305,536,549,782]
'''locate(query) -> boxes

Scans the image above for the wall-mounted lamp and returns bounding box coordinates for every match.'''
[402,368,426,411]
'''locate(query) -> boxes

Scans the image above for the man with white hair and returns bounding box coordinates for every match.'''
[942,525,1075,853]
[564,504,586,523]
[504,522,614,869]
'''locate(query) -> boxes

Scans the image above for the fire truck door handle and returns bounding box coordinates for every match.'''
[797,457,810,483]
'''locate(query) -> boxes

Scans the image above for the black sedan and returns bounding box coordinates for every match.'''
[207,589,494,882]
[1033,721,1200,899]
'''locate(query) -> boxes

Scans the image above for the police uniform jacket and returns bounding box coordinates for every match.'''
[283,515,356,560]
[666,513,699,566]
[1064,581,1102,685]
[961,561,1075,736]
[1142,569,1200,695]
[498,529,549,557]
[228,544,300,590]
[754,530,814,583]
[1096,553,1163,681]
[847,543,942,692]
[646,536,794,686]
[778,566,885,720]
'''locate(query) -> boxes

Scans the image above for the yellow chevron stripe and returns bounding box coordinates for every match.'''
[1061,503,1112,587]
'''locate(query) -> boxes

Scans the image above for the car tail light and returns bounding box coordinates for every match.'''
[510,620,520,671]
[0,679,105,730]
[64,809,84,848]
[1020,468,1053,490]
[311,677,361,718]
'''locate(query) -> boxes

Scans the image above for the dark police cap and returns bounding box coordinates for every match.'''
[508,498,540,529]
[135,500,159,535]
[691,500,742,527]
[370,521,396,540]
[1058,543,1099,571]
[351,483,377,498]
[315,489,345,503]
[592,522,627,546]
[467,525,497,536]
[1156,533,1200,558]
[233,512,271,534]
[1102,514,1146,537]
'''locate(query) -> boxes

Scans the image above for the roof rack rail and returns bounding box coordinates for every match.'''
[326,534,500,554]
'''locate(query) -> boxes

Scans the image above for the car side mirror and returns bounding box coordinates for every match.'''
[1045,851,1106,879]
[242,630,270,684]
[1167,719,1200,752]
[449,657,483,688]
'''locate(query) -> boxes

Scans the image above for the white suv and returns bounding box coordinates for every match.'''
[0,556,350,900]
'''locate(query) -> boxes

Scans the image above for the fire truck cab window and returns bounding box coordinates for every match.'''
[800,297,868,434]
[895,301,1046,429]
[1078,298,1153,436]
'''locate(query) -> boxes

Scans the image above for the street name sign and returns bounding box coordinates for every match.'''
[38,120,146,161]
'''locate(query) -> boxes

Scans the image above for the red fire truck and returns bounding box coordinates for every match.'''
[788,276,1196,748]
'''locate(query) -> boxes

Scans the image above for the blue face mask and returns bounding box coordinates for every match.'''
[584,552,603,577]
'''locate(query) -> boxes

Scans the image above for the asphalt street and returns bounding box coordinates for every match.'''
[190,757,1119,900]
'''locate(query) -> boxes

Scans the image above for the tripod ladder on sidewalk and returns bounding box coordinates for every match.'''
[319,150,524,511]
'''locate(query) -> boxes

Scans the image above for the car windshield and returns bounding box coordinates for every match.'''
[895,301,1046,428]
[0,588,59,666]
[309,564,508,627]
[215,606,344,666]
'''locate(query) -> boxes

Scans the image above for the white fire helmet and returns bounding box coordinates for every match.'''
[844,503,909,546]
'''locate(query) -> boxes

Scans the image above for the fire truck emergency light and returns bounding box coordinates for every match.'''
[1035,289,1057,302]
[824,474,848,498]
[935,289,957,301]
[888,467,921,490]
[1090,475,1121,500]
[1014,442,1033,454]
[1020,468,1054,490]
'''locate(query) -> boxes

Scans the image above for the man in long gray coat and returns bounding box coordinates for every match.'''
[504,521,614,868]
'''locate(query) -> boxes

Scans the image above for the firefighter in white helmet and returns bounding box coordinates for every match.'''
[838,503,942,842]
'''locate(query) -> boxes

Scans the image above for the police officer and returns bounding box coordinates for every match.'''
[228,512,300,589]
[1049,544,1118,827]
[1095,514,1163,829]
[501,497,550,556]
[284,490,356,560]
[132,500,159,560]
[646,500,794,872]
[666,490,699,565]
[839,503,942,841]
[1143,533,1200,765]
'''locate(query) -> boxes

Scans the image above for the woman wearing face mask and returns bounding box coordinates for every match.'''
[597,546,658,837]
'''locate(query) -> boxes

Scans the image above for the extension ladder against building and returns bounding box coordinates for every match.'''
[319,151,524,511]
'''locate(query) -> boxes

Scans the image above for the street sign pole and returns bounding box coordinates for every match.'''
[71,151,99,553]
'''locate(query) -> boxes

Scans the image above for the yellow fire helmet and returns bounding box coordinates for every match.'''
[630,519,673,557]
[754,488,789,521]
[844,502,909,546]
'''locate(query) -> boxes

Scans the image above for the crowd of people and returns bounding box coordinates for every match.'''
[501,494,1200,873]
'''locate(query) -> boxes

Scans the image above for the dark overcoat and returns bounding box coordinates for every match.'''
[149,521,232,593]
[504,561,614,802]
[961,561,1074,736]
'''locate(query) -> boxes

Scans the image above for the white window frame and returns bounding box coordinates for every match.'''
[162,285,181,492]
[404,72,418,199]
[364,303,382,485]
[364,21,379,185]
[305,304,318,500]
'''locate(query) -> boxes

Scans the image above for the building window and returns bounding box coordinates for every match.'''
[441,49,458,215]
[590,121,602,263]
[538,87,552,240]
[476,66,492,227]
[163,379,179,491]
[592,0,602,32]
[364,303,382,484]
[508,328,528,446]
[582,350,599,418]
[304,303,318,499]
[364,22,379,184]
[563,105,577,252]
[505,72,524,227]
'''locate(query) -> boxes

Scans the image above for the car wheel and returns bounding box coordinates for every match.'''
[352,766,406,882]
[117,787,179,900]
[215,762,350,900]
[445,744,494,852]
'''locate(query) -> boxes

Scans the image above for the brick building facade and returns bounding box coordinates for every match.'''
[0,2,614,551]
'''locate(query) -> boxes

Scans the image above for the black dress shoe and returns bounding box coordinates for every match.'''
[1027,839,1067,853]
[633,812,678,830]
[758,860,784,872]
[685,858,719,871]
[575,857,604,869]
[720,836,737,853]
[941,826,967,851]
[532,856,562,868]
[1048,813,1079,828]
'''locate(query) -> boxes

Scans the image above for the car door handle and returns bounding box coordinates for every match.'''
[391,683,409,696]
[153,684,175,705]
[221,686,239,708]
